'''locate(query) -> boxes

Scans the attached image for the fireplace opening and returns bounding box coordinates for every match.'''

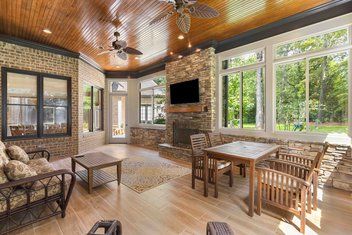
[173,121,200,147]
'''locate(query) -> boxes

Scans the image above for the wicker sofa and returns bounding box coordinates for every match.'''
[0,142,76,234]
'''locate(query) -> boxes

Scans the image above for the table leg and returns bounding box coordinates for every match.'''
[249,161,255,217]
[204,154,209,197]
[117,162,121,186]
[88,168,93,194]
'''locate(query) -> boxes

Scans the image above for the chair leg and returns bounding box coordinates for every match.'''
[313,174,318,211]
[191,168,195,189]
[214,170,218,198]
[229,167,233,187]
[300,188,307,234]
[242,164,246,178]
[257,173,262,216]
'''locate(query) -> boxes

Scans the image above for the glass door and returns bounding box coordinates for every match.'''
[110,95,128,143]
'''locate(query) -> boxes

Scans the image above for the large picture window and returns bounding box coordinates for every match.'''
[222,50,265,130]
[139,77,166,125]
[2,68,71,140]
[83,84,104,132]
[275,28,349,134]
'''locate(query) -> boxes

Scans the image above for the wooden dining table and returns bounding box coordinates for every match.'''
[204,141,279,217]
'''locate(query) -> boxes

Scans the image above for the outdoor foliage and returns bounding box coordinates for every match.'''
[224,28,348,134]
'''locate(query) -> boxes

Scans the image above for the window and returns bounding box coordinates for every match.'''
[2,68,71,139]
[275,28,349,134]
[83,84,104,132]
[139,77,166,125]
[275,28,348,58]
[222,50,265,130]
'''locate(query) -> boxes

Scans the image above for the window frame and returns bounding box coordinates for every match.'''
[1,67,72,140]
[220,49,266,131]
[83,84,104,133]
[138,76,166,126]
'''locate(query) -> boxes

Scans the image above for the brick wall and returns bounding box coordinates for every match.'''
[0,41,79,158]
[78,60,106,153]
[165,48,216,144]
[0,41,107,157]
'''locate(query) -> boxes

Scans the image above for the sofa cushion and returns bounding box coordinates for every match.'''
[27,158,55,174]
[7,145,29,164]
[3,160,37,186]
[0,141,6,150]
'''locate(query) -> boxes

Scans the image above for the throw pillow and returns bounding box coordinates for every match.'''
[6,145,29,164]
[4,160,37,188]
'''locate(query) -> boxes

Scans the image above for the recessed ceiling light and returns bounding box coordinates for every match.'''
[178,35,184,40]
[42,29,52,34]
[178,55,183,59]
[195,48,201,52]
[135,57,139,60]
[170,52,174,55]
[188,43,192,48]
[116,65,120,68]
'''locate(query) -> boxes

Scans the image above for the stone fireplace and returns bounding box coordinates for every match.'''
[159,47,216,161]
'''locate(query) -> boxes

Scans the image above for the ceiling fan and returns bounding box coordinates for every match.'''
[97,31,143,60]
[150,0,219,34]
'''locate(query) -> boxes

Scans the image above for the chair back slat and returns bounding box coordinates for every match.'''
[190,134,208,156]
[207,132,224,147]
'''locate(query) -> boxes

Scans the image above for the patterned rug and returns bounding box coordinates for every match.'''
[112,155,191,193]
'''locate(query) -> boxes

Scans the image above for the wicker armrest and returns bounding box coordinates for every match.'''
[26,149,51,161]
[0,169,76,199]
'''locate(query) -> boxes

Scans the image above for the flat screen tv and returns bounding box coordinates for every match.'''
[170,79,199,104]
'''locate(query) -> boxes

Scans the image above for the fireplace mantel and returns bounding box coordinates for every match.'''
[165,105,207,113]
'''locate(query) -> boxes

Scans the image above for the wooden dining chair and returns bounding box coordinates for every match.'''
[267,143,328,213]
[256,151,323,234]
[190,133,233,198]
[207,132,246,178]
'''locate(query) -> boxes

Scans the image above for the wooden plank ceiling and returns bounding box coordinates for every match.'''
[0,0,331,71]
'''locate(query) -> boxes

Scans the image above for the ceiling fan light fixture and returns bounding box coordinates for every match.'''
[170,52,174,55]
[188,43,192,48]
[195,48,201,52]
[42,28,52,34]
[178,35,185,40]
[178,55,183,59]
[135,57,140,60]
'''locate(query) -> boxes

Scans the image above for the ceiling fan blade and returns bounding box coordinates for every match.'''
[117,52,127,60]
[123,47,143,55]
[176,13,191,33]
[97,50,113,55]
[189,2,219,18]
[150,10,175,25]
[116,40,127,48]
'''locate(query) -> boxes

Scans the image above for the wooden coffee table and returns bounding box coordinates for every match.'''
[71,151,122,194]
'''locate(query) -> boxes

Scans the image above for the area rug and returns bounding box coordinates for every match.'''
[114,155,191,193]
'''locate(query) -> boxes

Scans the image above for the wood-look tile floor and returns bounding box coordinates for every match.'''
[10,144,352,235]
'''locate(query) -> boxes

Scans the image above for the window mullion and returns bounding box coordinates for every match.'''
[38,75,43,137]
[305,58,310,133]
[152,88,155,124]
[240,72,243,129]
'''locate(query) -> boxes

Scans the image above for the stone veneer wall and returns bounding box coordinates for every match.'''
[165,48,216,144]
[130,127,165,150]
[0,41,107,157]
[0,41,79,157]
[78,60,106,153]
[222,134,352,191]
